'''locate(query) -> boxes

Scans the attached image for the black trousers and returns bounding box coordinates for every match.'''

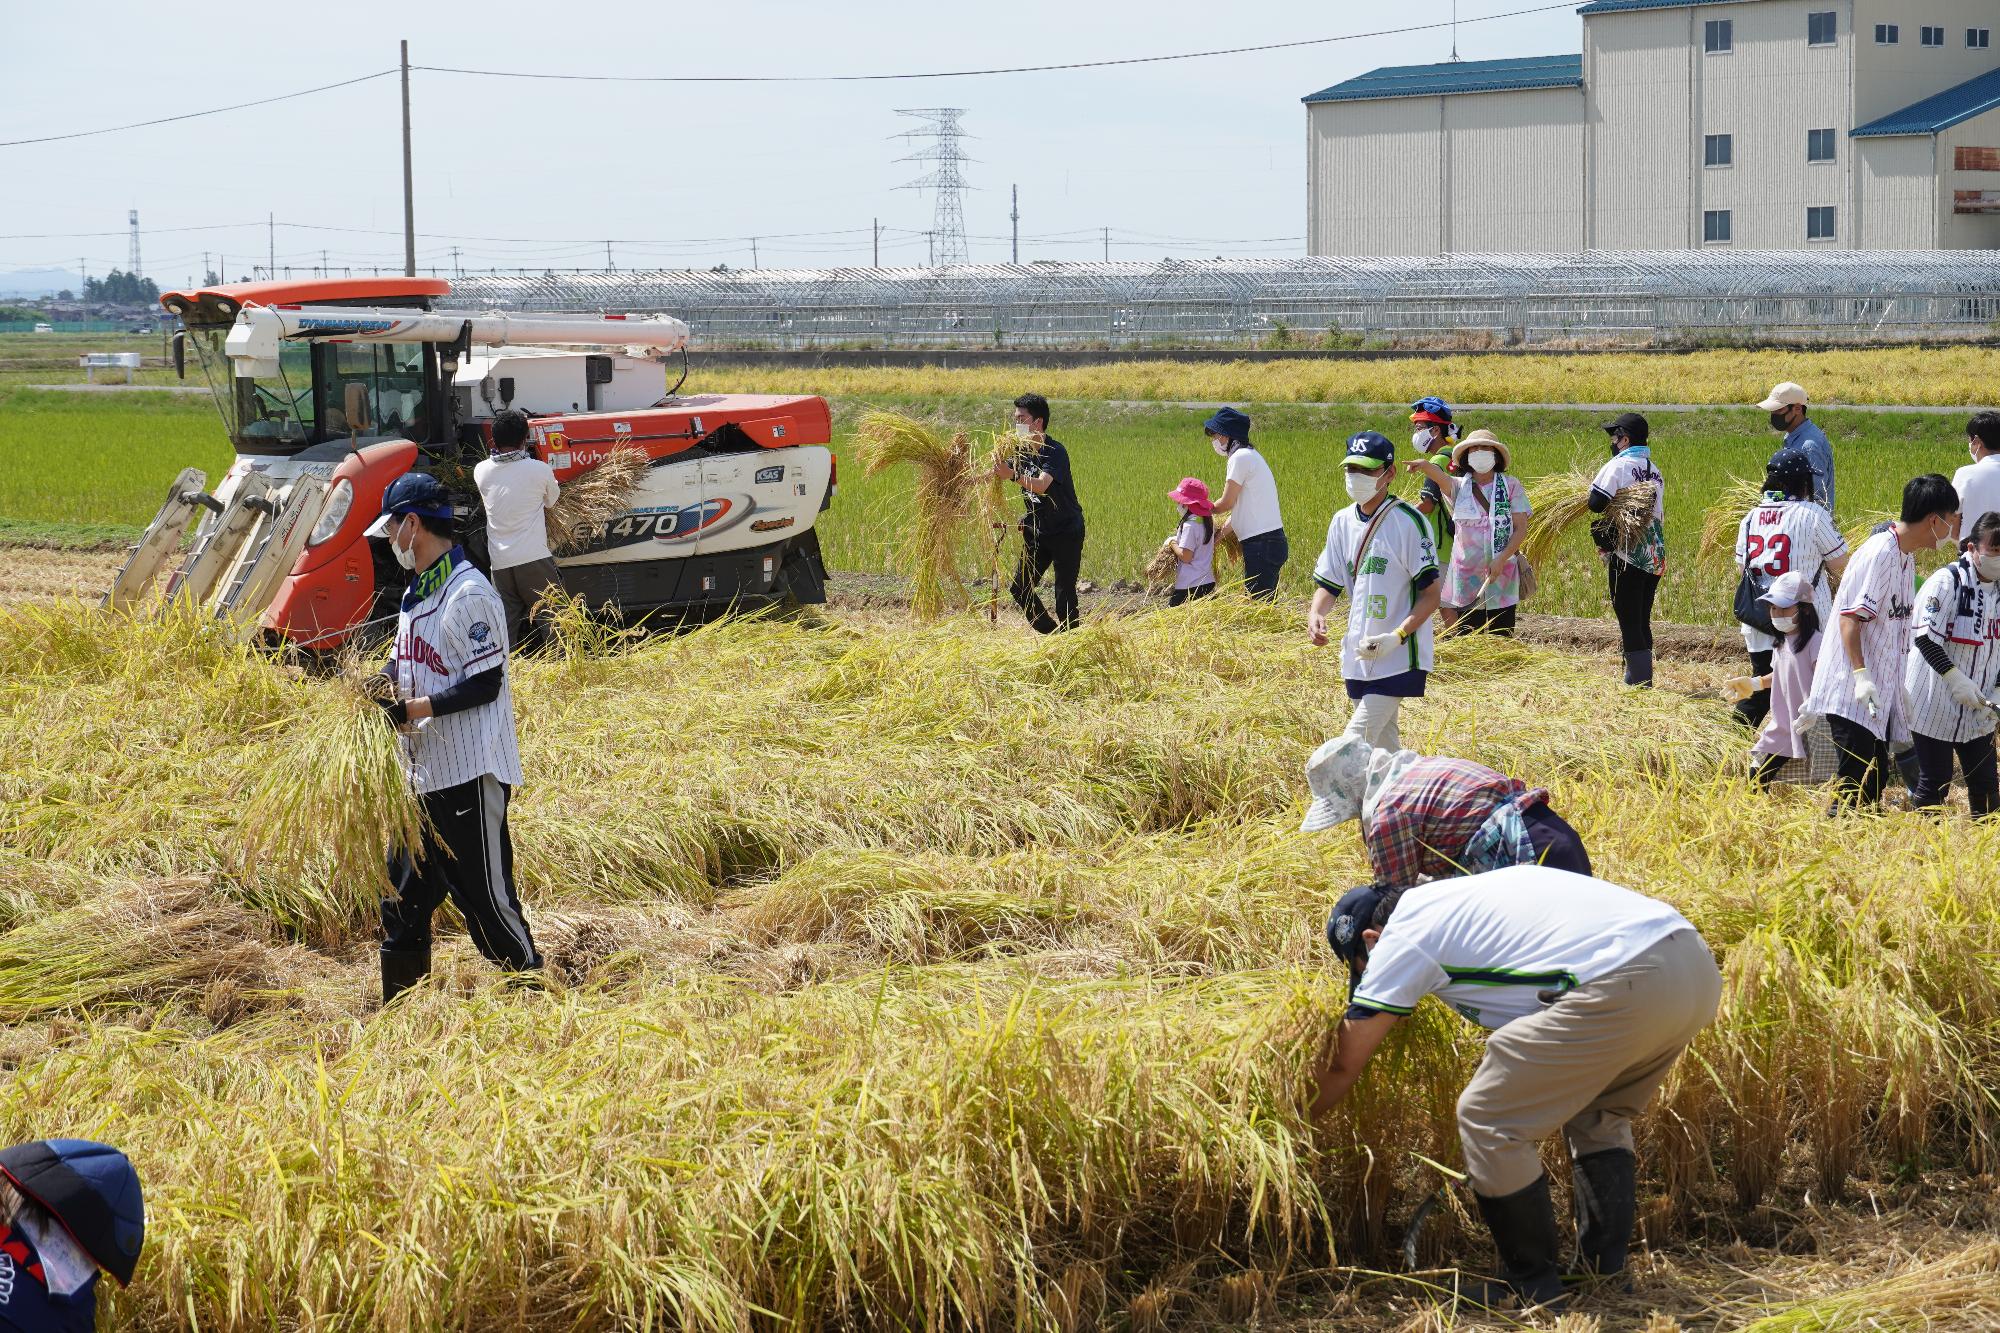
[1605,559,1660,654]
[1012,524,1085,633]
[1457,604,1518,637]
[1910,730,2000,817]
[383,774,541,970]
[1733,648,1775,730]
[1237,529,1289,601]
[1168,582,1215,607]
[1523,802,1592,876]
[1825,714,1896,808]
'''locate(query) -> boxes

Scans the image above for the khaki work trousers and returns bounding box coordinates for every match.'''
[1456,928,1722,1196]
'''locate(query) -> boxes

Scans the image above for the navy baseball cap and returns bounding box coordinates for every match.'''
[1203,406,1251,443]
[364,472,453,537]
[1343,431,1396,472]
[1601,412,1650,445]
[1764,446,1815,500]
[1325,884,1389,991]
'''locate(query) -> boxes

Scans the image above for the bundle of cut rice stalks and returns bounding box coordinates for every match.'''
[1216,525,1243,567]
[237,660,427,943]
[1518,467,1658,570]
[855,411,979,618]
[1698,475,1767,569]
[546,445,652,556]
[1142,543,1179,593]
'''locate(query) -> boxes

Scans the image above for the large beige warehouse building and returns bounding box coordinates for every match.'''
[1305,0,2000,254]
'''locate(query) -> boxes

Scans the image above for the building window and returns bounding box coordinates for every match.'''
[1875,23,1899,44]
[1705,133,1734,167]
[1922,26,1946,47]
[1807,128,1837,163]
[1704,210,1733,244]
[1808,11,1837,45]
[1705,19,1733,53]
[1972,29,1992,49]
[1807,206,1837,241]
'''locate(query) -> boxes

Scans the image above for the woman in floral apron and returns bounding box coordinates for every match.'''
[1407,428,1532,636]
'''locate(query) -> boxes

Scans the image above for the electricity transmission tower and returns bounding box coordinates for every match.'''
[895,108,972,266]
[128,210,142,275]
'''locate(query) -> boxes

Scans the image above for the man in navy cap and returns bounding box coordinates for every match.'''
[366,472,542,1003]
[1310,869,1719,1311]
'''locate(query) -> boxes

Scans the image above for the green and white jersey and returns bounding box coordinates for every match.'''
[1313,496,1440,681]
[1350,865,1695,1030]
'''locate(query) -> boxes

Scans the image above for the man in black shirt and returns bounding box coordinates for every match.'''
[995,392,1086,633]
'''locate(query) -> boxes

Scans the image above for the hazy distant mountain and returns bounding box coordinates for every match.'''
[0,268,82,298]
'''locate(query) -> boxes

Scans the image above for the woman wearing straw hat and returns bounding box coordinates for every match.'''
[1408,428,1532,637]
[1161,476,1219,606]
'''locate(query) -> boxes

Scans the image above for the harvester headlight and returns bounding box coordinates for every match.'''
[309,478,354,547]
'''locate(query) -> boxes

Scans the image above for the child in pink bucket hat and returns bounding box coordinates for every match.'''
[1164,476,1218,605]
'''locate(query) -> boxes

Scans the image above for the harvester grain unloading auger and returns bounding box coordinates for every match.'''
[129,278,835,650]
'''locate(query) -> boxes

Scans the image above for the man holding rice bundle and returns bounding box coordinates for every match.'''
[1310,868,1722,1311]
[1589,413,1665,688]
[995,393,1086,633]
[367,473,542,1002]
[473,408,562,653]
[1300,734,1592,882]
[1308,431,1441,752]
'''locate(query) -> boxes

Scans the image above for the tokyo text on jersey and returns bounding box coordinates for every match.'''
[389,548,524,793]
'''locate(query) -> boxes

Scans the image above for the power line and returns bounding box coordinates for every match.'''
[0,70,398,148]
[411,6,1574,84]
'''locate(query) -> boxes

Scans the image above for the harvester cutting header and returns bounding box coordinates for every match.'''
[110,277,834,651]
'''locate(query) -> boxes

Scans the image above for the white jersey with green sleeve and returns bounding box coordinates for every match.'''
[1349,865,1696,1030]
[1313,497,1440,680]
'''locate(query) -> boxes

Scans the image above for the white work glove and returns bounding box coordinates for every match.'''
[1722,675,1757,702]
[1355,631,1400,662]
[1943,667,1988,713]
[1852,666,1879,719]
[1986,683,2000,712]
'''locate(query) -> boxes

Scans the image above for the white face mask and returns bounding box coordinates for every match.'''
[1344,470,1382,504]
[1212,437,1232,458]
[1466,448,1497,475]
[1937,518,1959,551]
[1978,553,2000,582]
[1769,613,1797,633]
[1411,428,1435,453]
[1013,421,1033,438]
[390,517,418,571]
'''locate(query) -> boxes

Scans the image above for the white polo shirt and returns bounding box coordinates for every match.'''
[1225,446,1283,540]
[1350,865,1695,1030]
[388,549,522,794]
[474,450,560,571]
[1955,454,2000,546]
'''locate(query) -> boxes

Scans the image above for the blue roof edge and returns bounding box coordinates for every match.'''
[1852,67,2000,138]
[1302,55,1584,106]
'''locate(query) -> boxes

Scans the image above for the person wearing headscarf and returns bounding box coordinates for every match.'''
[1301,734,1592,887]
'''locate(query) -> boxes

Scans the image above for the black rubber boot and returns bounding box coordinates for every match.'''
[1469,1174,1570,1311]
[1623,650,1654,688]
[380,944,431,1004]
[1571,1148,1638,1286]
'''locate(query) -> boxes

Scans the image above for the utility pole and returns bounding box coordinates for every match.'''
[401,39,417,277]
[927,231,935,266]
[320,248,328,276]
[202,251,209,284]
[1102,226,1110,262]
[268,213,275,279]
[750,237,759,268]
[451,246,462,278]
[1451,0,1462,61]
[1011,184,1019,264]
[79,256,86,298]
[872,217,879,268]
[604,240,614,271]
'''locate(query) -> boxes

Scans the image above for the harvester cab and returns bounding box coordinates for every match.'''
[118,279,834,652]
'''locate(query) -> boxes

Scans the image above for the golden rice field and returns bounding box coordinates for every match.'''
[3,595,1999,1330]
[699,346,2000,409]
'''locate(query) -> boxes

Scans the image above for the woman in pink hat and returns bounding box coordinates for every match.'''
[1163,476,1218,605]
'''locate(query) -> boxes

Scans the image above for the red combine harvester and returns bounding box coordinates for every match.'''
[110,278,834,651]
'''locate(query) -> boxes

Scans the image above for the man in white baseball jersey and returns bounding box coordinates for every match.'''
[1905,511,2000,816]
[1589,413,1666,686]
[366,472,541,1002]
[1733,447,1849,729]
[1310,870,1721,1309]
[1803,475,1960,809]
[474,408,564,652]
[1954,412,2000,545]
[1309,430,1441,752]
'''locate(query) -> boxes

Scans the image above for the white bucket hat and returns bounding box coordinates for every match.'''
[1301,735,1376,832]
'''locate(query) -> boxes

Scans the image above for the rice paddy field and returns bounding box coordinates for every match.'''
[3,349,2000,1328]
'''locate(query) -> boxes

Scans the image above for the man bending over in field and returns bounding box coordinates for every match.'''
[1310,869,1721,1311]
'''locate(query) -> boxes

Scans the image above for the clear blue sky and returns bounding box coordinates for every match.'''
[3,1,1581,286]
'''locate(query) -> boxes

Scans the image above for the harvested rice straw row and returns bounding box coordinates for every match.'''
[546,446,652,556]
